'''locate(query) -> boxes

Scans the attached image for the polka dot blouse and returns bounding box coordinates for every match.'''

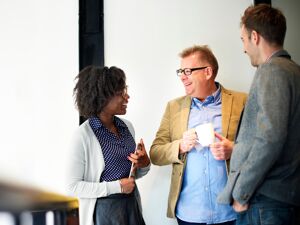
[89,116,136,182]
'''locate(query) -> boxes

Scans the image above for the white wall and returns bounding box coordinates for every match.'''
[273,0,300,64]
[0,0,299,225]
[0,0,78,190]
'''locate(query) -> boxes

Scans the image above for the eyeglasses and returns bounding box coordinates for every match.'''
[176,66,208,76]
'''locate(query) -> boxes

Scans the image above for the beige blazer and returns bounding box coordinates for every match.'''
[150,86,247,218]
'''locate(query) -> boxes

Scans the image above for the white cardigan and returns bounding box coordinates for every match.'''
[66,118,150,225]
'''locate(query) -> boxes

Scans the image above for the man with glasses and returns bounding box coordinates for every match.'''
[150,45,247,225]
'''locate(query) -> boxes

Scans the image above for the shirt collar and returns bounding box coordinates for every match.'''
[89,116,127,131]
[265,49,282,62]
[115,117,127,128]
[265,49,291,62]
[191,82,221,108]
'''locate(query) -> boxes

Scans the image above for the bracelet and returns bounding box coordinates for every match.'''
[119,180,123,193]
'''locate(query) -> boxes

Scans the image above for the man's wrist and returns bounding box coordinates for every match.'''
[179,141,186,154]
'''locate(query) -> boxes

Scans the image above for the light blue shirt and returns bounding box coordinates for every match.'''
[176,83,236,223]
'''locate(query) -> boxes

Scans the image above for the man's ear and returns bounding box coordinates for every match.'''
[205,66,214,80]
[251,30,260,45]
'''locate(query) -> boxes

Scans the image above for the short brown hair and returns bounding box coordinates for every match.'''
[241,4,286,46]
[179,45,219,77]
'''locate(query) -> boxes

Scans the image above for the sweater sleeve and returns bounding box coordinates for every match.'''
[66,127,121,198]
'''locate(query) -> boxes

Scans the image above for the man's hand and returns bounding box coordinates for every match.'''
[128,138,150,169]
[232,200,249,212]
[179,129,197,154]
[210,132,234,160]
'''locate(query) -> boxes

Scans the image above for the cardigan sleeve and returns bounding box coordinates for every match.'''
[66,125,121,198]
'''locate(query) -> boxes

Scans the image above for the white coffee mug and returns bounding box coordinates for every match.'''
[195,122,215,147]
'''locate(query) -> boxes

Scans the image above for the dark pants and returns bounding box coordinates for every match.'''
[94,193,145,225]
[177,217,235,225]
[236,194,299,225]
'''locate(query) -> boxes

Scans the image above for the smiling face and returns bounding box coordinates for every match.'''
[101,87,130,116]
[241,25,260,67]
[179,53,209,99]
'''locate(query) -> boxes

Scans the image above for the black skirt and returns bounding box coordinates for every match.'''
[93,192,146,225]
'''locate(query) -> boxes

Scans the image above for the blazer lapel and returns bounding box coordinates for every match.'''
[180,96,191,134]
[179,92,233,136]
[179,96,191,161]
[221,87,233,138]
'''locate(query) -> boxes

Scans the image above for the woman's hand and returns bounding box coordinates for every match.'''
[128,138,150,169]
[119,177,135,194]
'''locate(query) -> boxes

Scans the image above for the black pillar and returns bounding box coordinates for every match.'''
[254,0,271,6]
[78,0,104,124]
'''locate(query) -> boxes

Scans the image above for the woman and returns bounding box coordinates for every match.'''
[67,66,150,225]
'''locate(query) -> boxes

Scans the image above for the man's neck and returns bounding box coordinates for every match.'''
[260,43,283,64]
[196,82,218,101]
